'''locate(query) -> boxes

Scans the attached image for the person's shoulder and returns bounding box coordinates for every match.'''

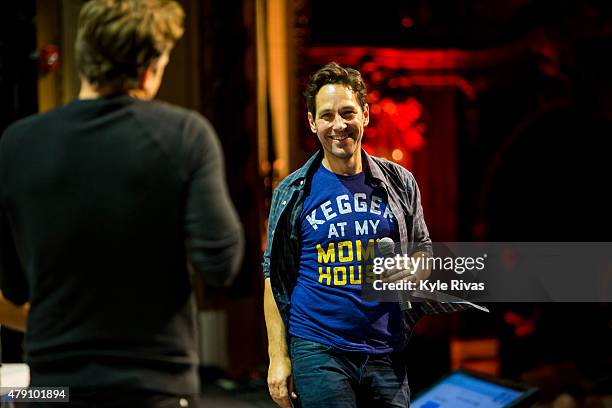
[275,169,300,193]
[137,99,193,123]
[274,155,315,193]
[2,116,33,141]
[3,107,62,132]
[369,154,417,184]
[0,108,59,147]
[154,101,213,130]
[137,101,217,146]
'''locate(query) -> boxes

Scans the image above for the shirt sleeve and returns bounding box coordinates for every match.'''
[262,187,281,280]
[0,130,28,305]
[183,113,244,287]
[410,175,433,256]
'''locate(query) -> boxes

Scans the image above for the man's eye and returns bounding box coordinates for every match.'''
[342,111,356,118]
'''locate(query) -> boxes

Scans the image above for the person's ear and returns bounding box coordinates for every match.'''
[139,66,152,91]
[139,61,158,91]
[363,103,370,127]
[308,112,317,133]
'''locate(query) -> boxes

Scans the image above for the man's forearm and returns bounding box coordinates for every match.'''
[264,278,289,359]
[264,278,296,407]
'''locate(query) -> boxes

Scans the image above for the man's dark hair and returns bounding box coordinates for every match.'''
[75,0,184,91]
[305,62,368,116]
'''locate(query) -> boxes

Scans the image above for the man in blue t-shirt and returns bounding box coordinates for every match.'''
[263,62,445,408]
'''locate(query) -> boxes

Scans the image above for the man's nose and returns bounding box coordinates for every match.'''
[332,114,347,130]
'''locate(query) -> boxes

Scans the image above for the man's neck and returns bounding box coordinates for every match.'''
[78,80,148,100]
[78,82,103,100]
[321,150,363,176]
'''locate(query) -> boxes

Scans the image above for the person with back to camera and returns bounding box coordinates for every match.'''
[0,1,244,406]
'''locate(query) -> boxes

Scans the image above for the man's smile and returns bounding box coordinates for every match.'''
[329,133,351,141]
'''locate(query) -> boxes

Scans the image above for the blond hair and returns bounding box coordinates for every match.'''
[75,0,184,91]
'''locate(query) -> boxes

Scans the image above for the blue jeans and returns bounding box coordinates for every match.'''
[290,336,409,408]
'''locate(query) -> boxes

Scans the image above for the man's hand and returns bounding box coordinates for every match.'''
[264,278,296,407]
[381,251,431,284]
[267,356,297,408]
[0,290,29,332]
[381,263,419,284]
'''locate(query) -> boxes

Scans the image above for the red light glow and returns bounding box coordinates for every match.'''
[401,17,414,28]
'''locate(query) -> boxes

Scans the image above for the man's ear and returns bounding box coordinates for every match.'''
[308,112,317,133]
[363,103,370,127]
[139,66,152,91]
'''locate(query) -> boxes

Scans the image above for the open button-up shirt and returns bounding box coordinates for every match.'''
[263,149,470,347]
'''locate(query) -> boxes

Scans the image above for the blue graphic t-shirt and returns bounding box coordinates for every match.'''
[289,164,404,353]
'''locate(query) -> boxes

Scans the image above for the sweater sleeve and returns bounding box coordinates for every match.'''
[0,128,28,305]
[183,113,244,287]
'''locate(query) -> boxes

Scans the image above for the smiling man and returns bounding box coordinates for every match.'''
[309,81,369,173]
[263,62,468,408]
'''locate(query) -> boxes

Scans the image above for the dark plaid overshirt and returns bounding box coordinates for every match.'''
[263,149,471,347]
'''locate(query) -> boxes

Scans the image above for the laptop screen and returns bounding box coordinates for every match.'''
[412,371,536,408]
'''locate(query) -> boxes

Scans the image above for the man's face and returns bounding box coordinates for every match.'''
[308,84,369,162]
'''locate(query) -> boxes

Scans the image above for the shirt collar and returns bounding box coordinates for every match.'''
[292,148,386,187]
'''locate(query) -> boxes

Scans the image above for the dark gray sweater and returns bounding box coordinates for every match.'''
[0,95,243,395]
